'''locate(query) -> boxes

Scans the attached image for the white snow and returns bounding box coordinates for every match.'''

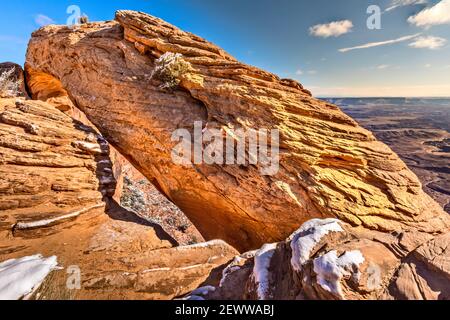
[190,285,216,296]
[313,250,365,299]
[178,264,203,271]
[15,203,104,230]
[252,243,277,300]
[182,286,216,301]
[219,256,245,288]
[175,239,228,250]
[141,267,171,274]
[73,141,104,154]
[289,218,344,272]
[182,295,205,301]
[0,255,58,300]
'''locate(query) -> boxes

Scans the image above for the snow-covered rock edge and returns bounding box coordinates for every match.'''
[0,254,58,300]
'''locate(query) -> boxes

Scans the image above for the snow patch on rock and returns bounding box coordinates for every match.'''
[15,203,104,230]
[73,141,106,155]
[175,239,229,250]
[0,255,58,300]
[253,243,277,300]
[190,285,216,296]
[290,218,344,272]
[313,250,365,299]
[182,286,216,300]
[219,256,245,288]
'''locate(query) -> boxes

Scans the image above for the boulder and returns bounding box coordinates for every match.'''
[195,218,449,300]
[25,10,449,251]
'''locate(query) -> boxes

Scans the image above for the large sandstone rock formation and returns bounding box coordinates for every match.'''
[0,97,237,299]
[25,11,449,251]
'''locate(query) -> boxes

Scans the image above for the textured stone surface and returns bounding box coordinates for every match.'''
[199,218,449,301]
[25,11,449,251]
[0,98,115,239]
[0,62,28,98]
[0,97,237,300]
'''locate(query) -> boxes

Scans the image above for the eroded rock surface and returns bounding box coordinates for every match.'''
[0,62,28,98]
[25,10,449,251]
[0,98,115,239]
[197,218,449,300]
[0,98,237,299]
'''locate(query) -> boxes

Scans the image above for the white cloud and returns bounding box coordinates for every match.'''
[424,63,432,67]
[35,14,55,27]
[377,64,390,69]
[409,35,447,49]
[408,0,450,27]
[308,70,318,75]
[386,0,427,12]
[339,33,421,52]
[309,20,353,38]
[295,69,303,75]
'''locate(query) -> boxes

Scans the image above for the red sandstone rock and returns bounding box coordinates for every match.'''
[24,11,448,252]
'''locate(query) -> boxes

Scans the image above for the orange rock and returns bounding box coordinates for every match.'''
[25,11,449,252]
[0,98,238,300]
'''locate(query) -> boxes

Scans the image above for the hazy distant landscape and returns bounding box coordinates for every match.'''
[327,98,450,213]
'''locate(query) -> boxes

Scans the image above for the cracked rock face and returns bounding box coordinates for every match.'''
[0,97,238,300]
[200,218,449,300]
[25,11,449,252]
[0,98,115,240]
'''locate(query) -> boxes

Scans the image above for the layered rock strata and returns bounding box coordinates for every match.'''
[25,11,449,251]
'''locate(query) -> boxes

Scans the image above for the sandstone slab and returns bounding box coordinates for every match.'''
[25,11,449,251]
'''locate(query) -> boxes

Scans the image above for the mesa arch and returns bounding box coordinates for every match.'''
[25,10,448,251]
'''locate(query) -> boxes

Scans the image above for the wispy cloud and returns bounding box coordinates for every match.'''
[309,20,353,38]
[35,14,55,27]
[386,0,427,12]
[424,63,432,67]
[307,70,318,75]
[377,64,390,70]
[295,69,303,75]
[339,33,421,52]
[409,36,447,49]
[408,0,450,27]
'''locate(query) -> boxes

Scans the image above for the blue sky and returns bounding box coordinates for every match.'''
[1,0,449,97]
